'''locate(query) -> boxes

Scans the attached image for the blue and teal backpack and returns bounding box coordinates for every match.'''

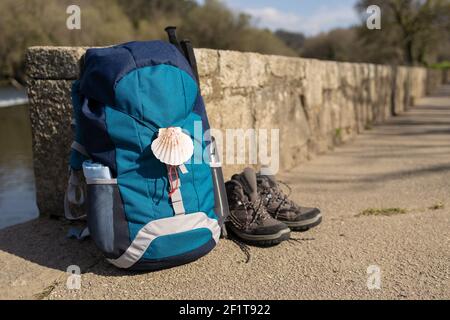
[65,40,222,271]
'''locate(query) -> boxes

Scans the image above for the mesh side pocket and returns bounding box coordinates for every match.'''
[86,183,129,258]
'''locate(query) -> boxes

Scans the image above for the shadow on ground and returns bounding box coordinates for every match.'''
[0,217,132,277]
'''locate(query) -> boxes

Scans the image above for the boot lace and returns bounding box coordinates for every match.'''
[260,180,297,217]
[228,198,269,264]
[228,181,270,229]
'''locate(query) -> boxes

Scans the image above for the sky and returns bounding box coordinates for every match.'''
[200,0,361,36]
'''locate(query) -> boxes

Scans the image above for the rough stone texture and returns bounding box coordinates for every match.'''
[426,69,445,94]
[26,79,74,215]
[444,69,450,84]
[26,46,444,216]
[26,47,88,80]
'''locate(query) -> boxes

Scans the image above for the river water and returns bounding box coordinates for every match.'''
[0,105,39,229]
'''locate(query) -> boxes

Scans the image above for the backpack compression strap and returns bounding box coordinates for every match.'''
[167,164,188,215]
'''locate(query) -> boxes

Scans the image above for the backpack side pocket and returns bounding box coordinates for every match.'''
[86,179,130,259]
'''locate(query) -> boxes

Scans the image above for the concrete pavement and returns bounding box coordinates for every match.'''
[1,86,449,299]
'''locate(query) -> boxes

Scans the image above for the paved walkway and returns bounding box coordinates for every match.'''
[1,86,449,299]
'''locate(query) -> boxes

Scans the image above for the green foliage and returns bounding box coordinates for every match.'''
[0,0,295,83]
[117,0,198,28]
[354,0,450,66]
[356,207,407,217]
[180,0,296,56]
[300,28,364,62]
[430,61,450,70]
[275,30,306,52]
[275,0,450,66]
[3,0,448,83]
[0,0,135,82]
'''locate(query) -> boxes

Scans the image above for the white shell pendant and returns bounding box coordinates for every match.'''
[151,127,194,166]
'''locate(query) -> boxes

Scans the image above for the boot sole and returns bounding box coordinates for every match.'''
[285,215,322,232]
[227,226,291,246]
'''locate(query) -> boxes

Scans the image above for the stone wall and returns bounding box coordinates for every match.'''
[25,46,443,216]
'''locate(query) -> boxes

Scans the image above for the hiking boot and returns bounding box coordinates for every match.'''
[257,173,322,231]
[225,168,291,246]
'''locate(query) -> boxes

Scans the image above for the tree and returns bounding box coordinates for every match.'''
[180,0,295,56]
[275,30,306,54]
[0,0,135,83]
[117,0,197,28]
[300,28,363,62]
[355,0,450,65]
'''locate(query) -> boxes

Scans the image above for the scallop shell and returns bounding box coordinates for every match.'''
[151,127,194,166]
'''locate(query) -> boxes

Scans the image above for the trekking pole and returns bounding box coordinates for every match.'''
[209,137,229,238]
[164,26,184,56]
[180,39,200,85]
